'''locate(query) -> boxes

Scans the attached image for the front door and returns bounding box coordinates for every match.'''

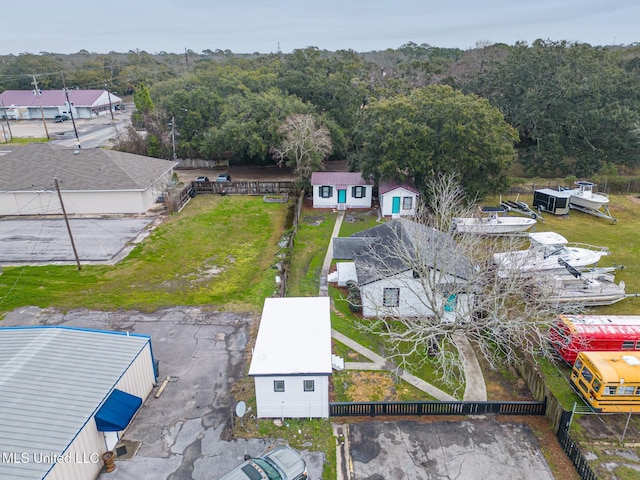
[392,196,401,214]
[338,189,346,204]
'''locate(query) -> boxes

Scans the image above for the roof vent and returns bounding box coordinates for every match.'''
[73,150,80,155]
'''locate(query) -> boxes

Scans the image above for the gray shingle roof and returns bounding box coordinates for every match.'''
[0,326,151,479]
[353,219,472,285]
[0,143,177,192]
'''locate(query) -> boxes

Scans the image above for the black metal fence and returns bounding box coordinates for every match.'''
[556,410,598,480]
[329,400,546,417]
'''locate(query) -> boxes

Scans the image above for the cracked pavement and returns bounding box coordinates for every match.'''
[2,306,324,480]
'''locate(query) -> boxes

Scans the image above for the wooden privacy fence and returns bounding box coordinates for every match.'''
[191,180,297,195]
[329,400,547,417]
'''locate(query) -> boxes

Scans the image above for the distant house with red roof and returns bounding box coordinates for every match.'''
[378,181,419,217]
[310,171,372,209]
[0,89,122,120]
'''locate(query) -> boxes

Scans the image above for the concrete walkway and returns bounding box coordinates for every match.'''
[320,211,486,401]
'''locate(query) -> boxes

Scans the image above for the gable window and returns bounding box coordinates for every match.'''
[383,287,400,307]
[320,186,333,198]
[274,380,285,392]
[402,196,413,210]
[304,380,315,392]
[352,186,366,198]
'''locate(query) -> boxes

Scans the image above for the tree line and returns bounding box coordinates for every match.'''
[2,41,639,197]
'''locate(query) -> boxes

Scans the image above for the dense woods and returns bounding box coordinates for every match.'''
[1,41,639,196]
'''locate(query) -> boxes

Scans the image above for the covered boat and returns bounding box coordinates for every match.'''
[537,269,626,307]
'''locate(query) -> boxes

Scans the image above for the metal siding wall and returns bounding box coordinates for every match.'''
[46,420,105,480]
[114,343,156,401]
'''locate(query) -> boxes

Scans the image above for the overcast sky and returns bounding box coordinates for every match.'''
[2,0,637,55]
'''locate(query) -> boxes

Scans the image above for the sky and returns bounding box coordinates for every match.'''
[1,0,638,55]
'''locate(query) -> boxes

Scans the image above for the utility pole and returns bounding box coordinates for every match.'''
[104,81,114,120]
[0,100,12,141]
[170,116,177,160]
[54,178,81,270]
[31,74,50,139]
[60,72,80,148]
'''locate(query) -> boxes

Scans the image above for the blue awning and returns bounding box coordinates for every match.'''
[95,389,142,432]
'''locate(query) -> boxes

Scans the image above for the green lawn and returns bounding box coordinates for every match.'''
[0,196,289,315]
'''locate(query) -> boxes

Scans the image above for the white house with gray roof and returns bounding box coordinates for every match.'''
[350,219,476,319]
[0,326,157,480]
[249,297,332,418]
[0,143,177,215]
[311,171,372,209]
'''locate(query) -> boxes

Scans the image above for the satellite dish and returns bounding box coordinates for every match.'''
[235,401,247,418]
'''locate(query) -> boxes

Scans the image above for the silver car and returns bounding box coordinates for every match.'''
[219,446,308,480]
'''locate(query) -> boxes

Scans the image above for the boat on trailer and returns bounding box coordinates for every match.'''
[537,269,626,307]
[568,181,609,210]
[493,231,609,277]
[452,214,536,235]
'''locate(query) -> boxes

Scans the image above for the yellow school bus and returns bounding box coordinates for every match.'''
[571,351,640,413]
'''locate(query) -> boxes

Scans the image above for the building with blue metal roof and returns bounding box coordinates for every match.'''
[0,326,157,479]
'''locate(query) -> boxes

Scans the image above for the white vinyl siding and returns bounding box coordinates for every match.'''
[360,270,474,319]
[312,185,372,209]
[253,376,329,418]
[380,188,419,217]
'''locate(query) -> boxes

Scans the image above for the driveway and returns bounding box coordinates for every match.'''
[1,306,325,480]
[348,419,555,480]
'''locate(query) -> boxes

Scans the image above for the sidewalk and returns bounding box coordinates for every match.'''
[321,211,487,401]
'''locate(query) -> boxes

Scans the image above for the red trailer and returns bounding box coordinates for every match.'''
[549,315,640,363]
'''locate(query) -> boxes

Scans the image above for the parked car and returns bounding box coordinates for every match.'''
[195,176,209,182]
[216,173,232,182]
[219,446,307,480]
[54,114,70,122]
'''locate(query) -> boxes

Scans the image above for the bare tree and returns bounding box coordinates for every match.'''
[271,114,332,186]
[352,173,571,392]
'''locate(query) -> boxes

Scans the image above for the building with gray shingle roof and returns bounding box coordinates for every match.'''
[342,219,476,318]
[0,143,177,215]
[0,326,156,480]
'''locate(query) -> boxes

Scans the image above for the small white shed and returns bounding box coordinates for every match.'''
[249,297,332,419]
[379,182,419,217]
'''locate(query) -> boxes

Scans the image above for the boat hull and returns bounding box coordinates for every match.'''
[453,217,536,234]
[569,194,609,210]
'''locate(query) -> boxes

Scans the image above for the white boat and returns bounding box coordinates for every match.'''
[567,181,609,210]
[453,214,536,234]
[493,231,609,276]
[537,270,626,307]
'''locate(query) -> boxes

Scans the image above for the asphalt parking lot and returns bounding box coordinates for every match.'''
[349,419,555,480]
[0,216,158,265]
[1,306,326,480]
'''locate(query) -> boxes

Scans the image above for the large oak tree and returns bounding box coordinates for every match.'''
[354,85,518,199]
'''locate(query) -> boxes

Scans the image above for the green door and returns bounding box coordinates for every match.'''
[338,189,346,204]
[392,196,401,214]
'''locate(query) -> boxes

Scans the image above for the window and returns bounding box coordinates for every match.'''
[352,186,366,198]
[383,288,400,307]
[304,380,315,392]
[402,196,413,210]
[592,379,601,392]
[604,385,617,395]
[619,385,635,395]
[320,186,333,198]
[622,341,635,349]
[274,380,285,392]
[636,341,640,349]
[581,367,593,383]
